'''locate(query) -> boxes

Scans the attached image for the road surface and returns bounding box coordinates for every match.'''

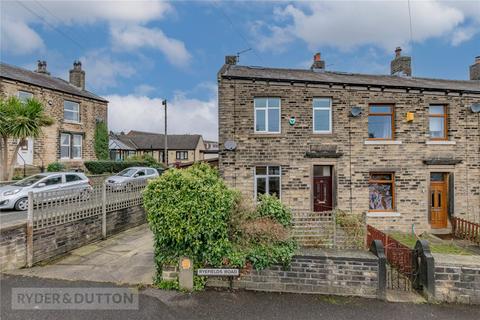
[0,210,27,225]
[1,274,478,320]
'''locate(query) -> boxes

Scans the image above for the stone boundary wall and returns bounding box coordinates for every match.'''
[0,222,27,271]
[206,250,380,299]
[0,204,146,270]
[434,254,480,305]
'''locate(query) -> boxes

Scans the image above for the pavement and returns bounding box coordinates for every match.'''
[1,273,479,320]
[6,224,155,285]
[0,210,27,225]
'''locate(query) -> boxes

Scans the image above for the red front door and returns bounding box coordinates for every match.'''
[313,166,333,212]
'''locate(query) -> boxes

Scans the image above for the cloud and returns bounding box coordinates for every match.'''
[254,1,479,52]
[79,50,136,91]
[111,25,191,67]
[1,1,189,68]
[107,83,218,141]
[0,18,44,54]
[134,84,156,96]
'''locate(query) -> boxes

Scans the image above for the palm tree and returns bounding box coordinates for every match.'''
[0,97,54,180]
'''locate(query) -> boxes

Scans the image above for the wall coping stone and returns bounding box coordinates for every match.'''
[433,253,480,268]
[0,220,27,232]
[297,248,377,261]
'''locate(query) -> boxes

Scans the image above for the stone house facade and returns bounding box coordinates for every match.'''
[218,51,480,236]
[0,61,108,172]
[110,130,206,166]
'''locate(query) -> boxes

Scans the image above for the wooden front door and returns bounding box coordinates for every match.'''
[430,173,448,229]
[313,166,333,212]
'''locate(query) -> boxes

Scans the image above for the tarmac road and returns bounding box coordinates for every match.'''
[0,210,27,225]
[1,274,478,320]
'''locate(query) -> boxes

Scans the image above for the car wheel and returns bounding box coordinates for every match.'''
[14,198,28,211]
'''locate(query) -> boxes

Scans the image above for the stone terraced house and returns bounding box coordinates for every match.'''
[218,49,480,239]
[0,61,108,172]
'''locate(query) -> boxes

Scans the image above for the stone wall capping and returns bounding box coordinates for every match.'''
[366,212,401,218]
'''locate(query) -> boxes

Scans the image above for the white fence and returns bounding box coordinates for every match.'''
[29,179,148,231]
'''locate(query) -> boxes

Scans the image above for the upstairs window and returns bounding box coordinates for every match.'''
[429,105,447,140]
[64,100,80,122]
[369,173,395,211]
[18,91,33,102]
[254,97,280,133]
[313,98,332,133]
[368,105,394,140]
[255,166,281,198]
[176,151,188,160]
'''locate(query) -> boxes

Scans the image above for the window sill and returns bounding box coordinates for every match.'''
[251,133,283,138]
[367,212,401,217]
[425,140,456,145]
[364,140,402,145]
[63,120,82,125]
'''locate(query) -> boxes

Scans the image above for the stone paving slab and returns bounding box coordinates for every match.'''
[5,224,155,285]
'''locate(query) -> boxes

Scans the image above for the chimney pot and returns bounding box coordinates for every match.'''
[310,52,325,71]
[225,55,237,65]
[35,60,50,75]
[391,47,411,76]
[69,60,86,90]
[470,56,480,80]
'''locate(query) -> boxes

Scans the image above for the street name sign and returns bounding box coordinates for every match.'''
[197,269,239,276]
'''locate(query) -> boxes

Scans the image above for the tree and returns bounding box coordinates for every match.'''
[0,97,54,180]
[94,121,109,160]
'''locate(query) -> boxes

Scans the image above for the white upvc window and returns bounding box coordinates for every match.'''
[254,166,281,199]
[60,133,82,159]
[72,134,82,159]
[254,97,281,133]
[313,98,332,133]
[60,133,71,159]
[18,91,33,102]
[64,100,80,122]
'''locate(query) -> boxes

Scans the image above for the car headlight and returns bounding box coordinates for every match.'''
[3,189,21,196]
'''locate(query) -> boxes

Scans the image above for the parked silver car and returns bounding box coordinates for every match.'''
[0,172,92,211]
[105,167,159,190]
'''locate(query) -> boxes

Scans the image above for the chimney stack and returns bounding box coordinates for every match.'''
[310,52,325,71]
[35,60,50,75]
[469,56,480,80]
[390,47,411,76]
[69,60,85,90]
[225,55,237,65]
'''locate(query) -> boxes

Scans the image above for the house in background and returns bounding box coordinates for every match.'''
[218,50,480,241]
[203,140,219,160]
[0,61,108,173]
[109,130,206,166]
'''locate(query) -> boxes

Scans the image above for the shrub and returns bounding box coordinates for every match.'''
[94,121,109,160]
[256,194,292,227]
[144,163,237,273]
[127,154,160,167]
[47,162,65,172]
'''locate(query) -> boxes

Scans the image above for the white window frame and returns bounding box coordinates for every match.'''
[72,134,82,159]
[313,98,332,134]
[17,91,33,102]
[60,133,71,159]
[254,97,281,134]
[64,100,80,123]
[176,151,188,160]
[254,166,282,199]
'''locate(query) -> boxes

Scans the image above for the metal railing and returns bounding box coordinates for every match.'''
[452,217,480,245]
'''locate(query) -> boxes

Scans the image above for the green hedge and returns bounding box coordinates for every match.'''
[84,160,165,174]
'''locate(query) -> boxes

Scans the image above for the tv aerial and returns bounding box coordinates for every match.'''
[236,48,252,63]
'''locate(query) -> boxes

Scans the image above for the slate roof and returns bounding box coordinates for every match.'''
[0,62,108,102]
[220,65,480,93]
[113,131,202,150]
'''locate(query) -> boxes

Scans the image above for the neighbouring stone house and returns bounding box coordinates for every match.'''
[109,130,206,166]
[203,140,219,160]
[218,49,480,237]
[0,61,108,172]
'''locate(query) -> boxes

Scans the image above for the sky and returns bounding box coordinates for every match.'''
[1,0,479,141]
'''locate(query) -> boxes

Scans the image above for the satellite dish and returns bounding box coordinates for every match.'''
[350,106,362,117]
[224,140,237,151]
[470,104,480,113]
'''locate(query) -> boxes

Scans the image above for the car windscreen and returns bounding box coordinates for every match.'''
[12,175,46,187]
[116,169,137,177]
